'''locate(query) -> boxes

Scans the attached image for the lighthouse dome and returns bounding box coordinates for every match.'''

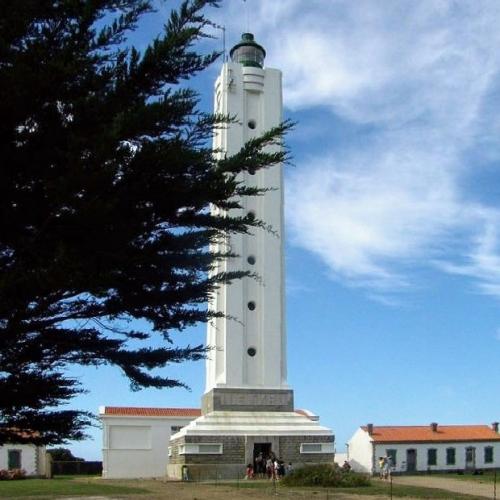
[229,33,266,68]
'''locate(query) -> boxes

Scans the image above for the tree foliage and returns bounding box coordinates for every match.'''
[0,0,290,445]
[47,448,84,462]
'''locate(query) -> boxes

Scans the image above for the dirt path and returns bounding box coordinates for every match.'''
[392,475,494,499]
[111,481,391,500]
[62,479,403,500]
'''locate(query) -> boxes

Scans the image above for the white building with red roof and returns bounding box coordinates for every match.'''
[0,429,48,477]
[100,405,323,478]
[0,443,47,477]
[347,422,500,474]
[100,406,201,478]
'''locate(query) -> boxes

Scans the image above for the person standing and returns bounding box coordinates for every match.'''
[384,454,392,480]
[266,456,273,479]
[378,456,385,479]
[255,452,264,478]
[245,463,254,479]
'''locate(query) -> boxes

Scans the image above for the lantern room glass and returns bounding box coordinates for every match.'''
[231,45,265,67]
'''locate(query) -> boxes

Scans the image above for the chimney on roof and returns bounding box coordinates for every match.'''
[430,422,438,432]
[367,423,374,435]
[492,422,499,433]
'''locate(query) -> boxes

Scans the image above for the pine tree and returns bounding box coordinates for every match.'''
[0,0,290,445]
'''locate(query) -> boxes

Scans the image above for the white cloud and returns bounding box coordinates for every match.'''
[213,1,500,299]
[286,143,464,290]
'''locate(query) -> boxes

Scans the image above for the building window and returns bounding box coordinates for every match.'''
[300,443,334,454]
[247,255,256,265]
[446,447,456,465]
[484,446,494,464]
[168,446,172,457]
[247,301,256,311]
[179,443,223,455]
[7,450,21,470]
[386,449,397,467]
[427,448,437,466]
[109,425,151,450]
[171,426,183,433]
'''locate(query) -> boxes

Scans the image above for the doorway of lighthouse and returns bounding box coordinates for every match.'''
[253,442,272,475]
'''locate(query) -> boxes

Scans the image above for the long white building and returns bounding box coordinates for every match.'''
[348,422,500,474]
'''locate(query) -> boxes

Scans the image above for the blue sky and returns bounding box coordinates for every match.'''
[68,0,500,460]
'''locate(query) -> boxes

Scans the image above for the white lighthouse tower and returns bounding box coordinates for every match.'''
[168,34,334,479]
[205,33,287,394]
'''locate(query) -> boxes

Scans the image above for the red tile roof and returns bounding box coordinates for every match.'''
[102,407,201,417]
[102,406,314,419]
[362,425,500,443]
[1,428,40,439]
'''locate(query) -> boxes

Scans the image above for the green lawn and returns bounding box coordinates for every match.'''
[0,475,149,498]
[0,475,492,499]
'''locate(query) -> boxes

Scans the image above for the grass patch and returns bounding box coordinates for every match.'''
[0,475,149,498]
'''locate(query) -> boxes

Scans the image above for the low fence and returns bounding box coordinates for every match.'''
[51,460,102,475]
[178,468,499,499]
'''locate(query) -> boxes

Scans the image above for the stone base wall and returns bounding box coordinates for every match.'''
[168,433,335,479]
[169,435,245,466]
[278,434,334,465]
[167,463,246,481]
[202,388,294,414]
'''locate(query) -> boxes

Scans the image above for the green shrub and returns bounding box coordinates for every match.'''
[281,464,370,488]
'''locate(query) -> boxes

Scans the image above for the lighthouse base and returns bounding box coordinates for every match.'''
[167,410,335,480]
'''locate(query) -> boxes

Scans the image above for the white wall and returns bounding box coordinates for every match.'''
[101,415,194,479]
[0,444,45,476]
[347,428,373,473]
[374,441,500,473]
[206,61,287,392]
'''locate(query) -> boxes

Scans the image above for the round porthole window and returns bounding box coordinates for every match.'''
[247,255,256,265]
[247,301,256,311]
[247,347,257,357]
[248,167,256,175]
[248,120,256,129]
[247,211,256,221]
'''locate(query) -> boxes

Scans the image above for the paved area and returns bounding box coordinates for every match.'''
[392,475,494,499]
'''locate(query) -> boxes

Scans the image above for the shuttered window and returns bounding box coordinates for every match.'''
[427,448,437,466]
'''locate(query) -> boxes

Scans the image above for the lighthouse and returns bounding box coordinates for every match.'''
[167,34,334,479]
[205,32,287,395]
